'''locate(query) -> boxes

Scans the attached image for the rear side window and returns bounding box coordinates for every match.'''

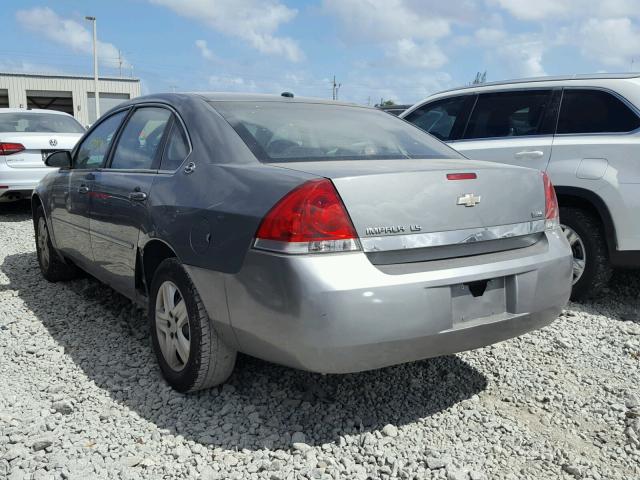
[160,121,189,170]
[0,112,85,133]
[404,96,472,141]
[74,110,127,169]
[464,90,553,139]
[557,89,640,134]
[110,107,172,170]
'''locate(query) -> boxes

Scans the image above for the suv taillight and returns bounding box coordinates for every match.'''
[543,172,559,229]
[0,143,25,155]
[254,178,361,254]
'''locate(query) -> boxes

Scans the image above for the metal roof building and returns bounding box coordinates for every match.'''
[0,72,141,127]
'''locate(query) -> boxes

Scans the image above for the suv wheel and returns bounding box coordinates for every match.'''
[149,258,236,392]
[34,206,79,282]
[560,206,612,301]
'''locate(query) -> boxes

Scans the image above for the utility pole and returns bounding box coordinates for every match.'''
[85,16,100,121]
[118,50,123,77]
[169,85,177,93]
[332,75,342,100]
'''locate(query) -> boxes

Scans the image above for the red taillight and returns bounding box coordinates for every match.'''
[446,172,477,180]
[254,178,360,254]
[0,143,25,155]
[543,172,559,228]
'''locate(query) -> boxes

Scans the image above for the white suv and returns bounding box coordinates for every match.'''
[401,74,640,300]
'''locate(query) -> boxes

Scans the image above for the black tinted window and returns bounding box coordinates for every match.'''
[558,89,640,134]
[0,112,85,133]
[212,102,461,162]
[464,90,553,139]
[160,121,189,170]
[74,110,127,169]
[110,107,171,170]
[404,96,470,141]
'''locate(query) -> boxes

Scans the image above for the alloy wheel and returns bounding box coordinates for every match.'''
[561,224,586,285]
[37,217,50,271]
[155,280,191,371]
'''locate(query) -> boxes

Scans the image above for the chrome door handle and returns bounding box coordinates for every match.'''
[78,185,89,194]
[514,150,544,159]
[129,191,148,201]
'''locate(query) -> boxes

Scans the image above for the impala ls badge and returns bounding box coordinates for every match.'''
[49,138,58,147]
[457,193,481,207]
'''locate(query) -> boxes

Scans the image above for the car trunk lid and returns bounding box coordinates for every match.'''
[1,132,81,168]
[272,159,546,262]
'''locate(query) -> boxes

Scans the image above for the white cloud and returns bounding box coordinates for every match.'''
[195,39,215,60]
[474,28,546,77]
[323,0,467,68]
[15,7,130,71]
[576,18,640,68]
[150,0,303,62]
[490,0,640,20]
[388,39,448,69]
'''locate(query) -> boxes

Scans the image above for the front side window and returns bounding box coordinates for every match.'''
[160,121,189,170]
[464,90,553,139]
[211,101,461,162]
[110,107,172,170]
[557,89,640,134]
[74,110,127,169]
[404,96,471,141]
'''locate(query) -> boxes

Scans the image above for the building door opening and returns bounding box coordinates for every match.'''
[26,90,74,115]
[0,89,8,108]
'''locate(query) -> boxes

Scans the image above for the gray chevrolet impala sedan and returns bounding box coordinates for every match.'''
[32,93,572,392]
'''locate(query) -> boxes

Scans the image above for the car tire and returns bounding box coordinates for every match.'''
[149,258,236,392]
[560,206,612,301]
[33,205,79,282]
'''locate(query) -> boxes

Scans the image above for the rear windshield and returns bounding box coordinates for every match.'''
[0,112,85,133]
[210,101,461,162]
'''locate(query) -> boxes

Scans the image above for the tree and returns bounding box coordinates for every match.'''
[375,99,396,107]
[472,71,487,85]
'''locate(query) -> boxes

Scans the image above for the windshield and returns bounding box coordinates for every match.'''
[210,101,461,162]
[0,112,85,133]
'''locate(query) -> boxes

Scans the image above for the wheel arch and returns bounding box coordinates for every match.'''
[138,239,180,297]
[30,193,44,229]
[554,186,616,253]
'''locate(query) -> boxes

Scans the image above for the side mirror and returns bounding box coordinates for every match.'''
[45,150,72,168]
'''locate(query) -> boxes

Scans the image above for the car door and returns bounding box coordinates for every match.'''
[89,106,173,298]
[50,110,128,269]
[548,88,640,250]
[450,89,559,172]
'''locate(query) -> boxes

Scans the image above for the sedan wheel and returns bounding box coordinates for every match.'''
[33,205,78,282]
[561,224,586,285]
[37,216,50,271]
[149,258,237,392]
[155,280,191,371]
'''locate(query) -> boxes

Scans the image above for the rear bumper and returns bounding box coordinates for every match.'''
[188,228,572,374]
[0,163,54,199]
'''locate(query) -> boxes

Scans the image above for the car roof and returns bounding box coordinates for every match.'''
[135,91,364,108]
[434,73,640,96]
[0,108,74,116]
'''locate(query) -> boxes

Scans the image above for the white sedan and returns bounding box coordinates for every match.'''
[0,108,84,202]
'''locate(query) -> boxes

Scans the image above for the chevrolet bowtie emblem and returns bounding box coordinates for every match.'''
[457,193,481,207]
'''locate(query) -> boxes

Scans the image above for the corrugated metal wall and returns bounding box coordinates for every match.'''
[0,73,141,126]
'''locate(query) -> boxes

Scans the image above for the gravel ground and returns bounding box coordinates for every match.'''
[1,201,639,480]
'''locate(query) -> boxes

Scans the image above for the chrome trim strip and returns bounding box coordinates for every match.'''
[254,238,361,254]
[360,220,546,252]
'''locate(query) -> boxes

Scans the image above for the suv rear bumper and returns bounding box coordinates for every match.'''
[187,227,572,374]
